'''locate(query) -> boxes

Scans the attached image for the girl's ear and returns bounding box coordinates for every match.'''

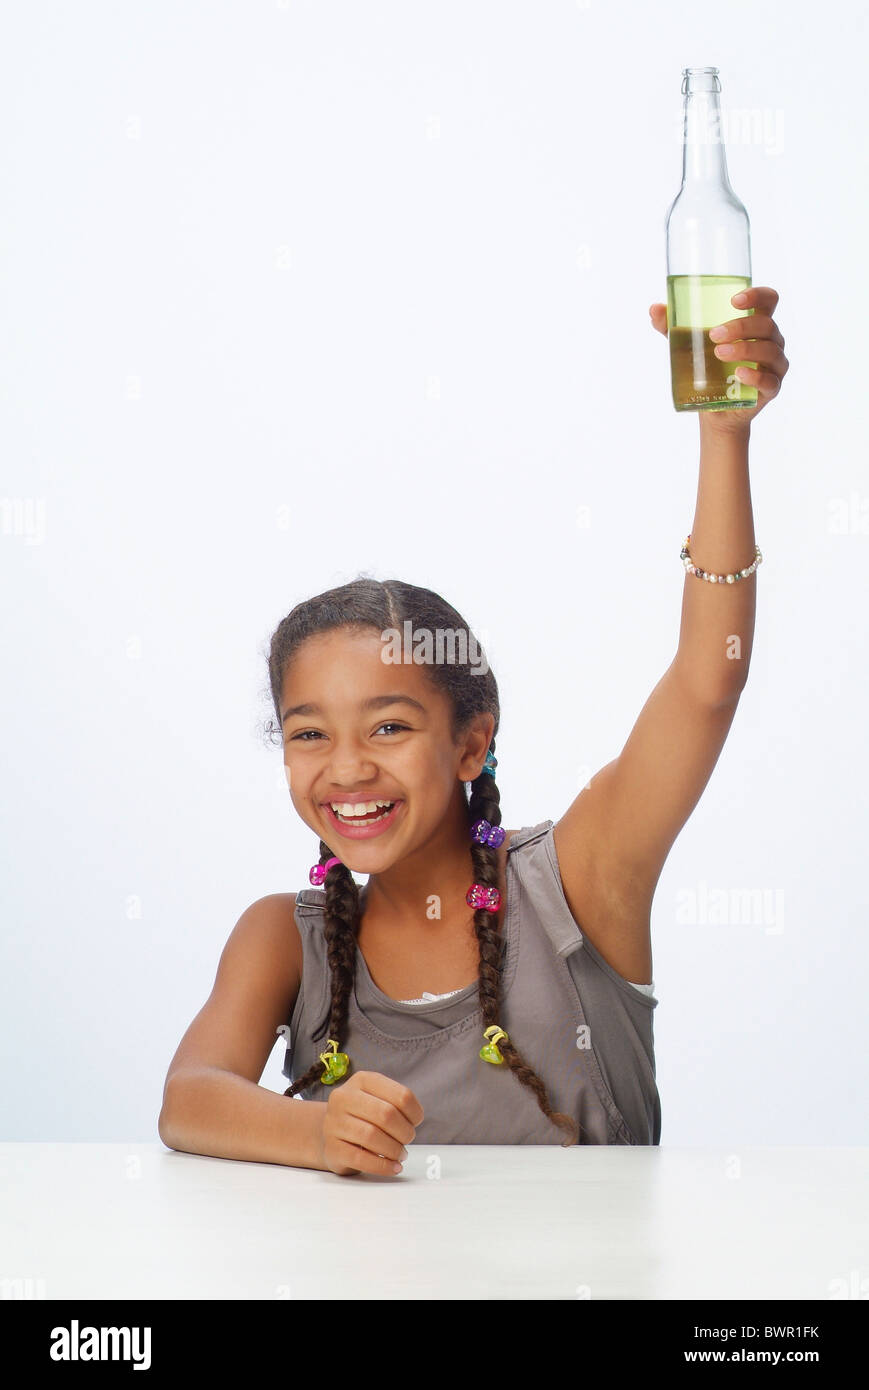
[456,715,495,782]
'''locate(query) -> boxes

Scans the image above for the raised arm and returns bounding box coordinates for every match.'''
[553,288,788,983]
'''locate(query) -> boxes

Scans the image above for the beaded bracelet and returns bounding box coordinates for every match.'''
[681,533,762,585]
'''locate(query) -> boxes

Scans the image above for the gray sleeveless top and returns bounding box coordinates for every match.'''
[280,819,661,1145]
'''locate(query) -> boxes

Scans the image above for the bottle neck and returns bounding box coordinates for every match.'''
[680,87,731,189]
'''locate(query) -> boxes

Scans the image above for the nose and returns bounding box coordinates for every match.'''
[326,742,379,787]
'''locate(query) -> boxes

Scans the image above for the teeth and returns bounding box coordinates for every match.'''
[330,799,395,820]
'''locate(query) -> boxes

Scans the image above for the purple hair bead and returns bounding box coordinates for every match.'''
[471,818,506,848]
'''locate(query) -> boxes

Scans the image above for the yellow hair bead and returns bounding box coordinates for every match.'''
[479,1025,508,1065]
[318,1038,350,1085]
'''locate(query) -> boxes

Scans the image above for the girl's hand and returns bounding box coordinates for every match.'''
[649,286,789,432]
[317,1070,424,1177]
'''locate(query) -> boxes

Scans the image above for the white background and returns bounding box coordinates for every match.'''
[2,0,867,1145]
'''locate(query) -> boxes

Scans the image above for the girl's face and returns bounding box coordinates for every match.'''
[280,625,490,871]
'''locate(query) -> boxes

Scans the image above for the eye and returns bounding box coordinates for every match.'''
[287,724,409,744]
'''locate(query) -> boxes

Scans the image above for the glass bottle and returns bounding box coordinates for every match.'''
[665,67,758,412]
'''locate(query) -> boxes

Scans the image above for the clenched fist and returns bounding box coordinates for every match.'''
[316,1070,425,1177]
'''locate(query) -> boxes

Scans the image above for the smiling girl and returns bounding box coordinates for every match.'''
[158,287,788,1177]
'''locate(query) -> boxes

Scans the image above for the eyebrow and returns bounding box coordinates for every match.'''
[280,693,427,725]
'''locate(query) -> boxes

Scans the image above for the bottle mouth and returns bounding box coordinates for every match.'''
[682,67,721,94]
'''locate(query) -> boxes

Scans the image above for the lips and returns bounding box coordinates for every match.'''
[322,799,404,841]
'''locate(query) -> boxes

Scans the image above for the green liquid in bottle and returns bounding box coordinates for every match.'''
[667,274,758,412]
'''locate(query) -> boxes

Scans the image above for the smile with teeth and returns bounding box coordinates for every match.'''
[330,799,396,825]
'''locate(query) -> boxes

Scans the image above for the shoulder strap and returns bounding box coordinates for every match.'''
[505,819,555,854]
[508,819,585,959]
[293,887,327,913]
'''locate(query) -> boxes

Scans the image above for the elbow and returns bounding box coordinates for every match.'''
[157,1102,177,1150]
[723,665,751,703]
[709,680,748,709]
[682,680,748,711]
[158,1075,184,1150]
[673,653,751,708]
[702,661,752,707]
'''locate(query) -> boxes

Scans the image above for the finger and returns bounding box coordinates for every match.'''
[355,1092,418,1147]
[354,1071,425,1127]
[649,303,668,335]
[337,1087,417,1147]
[708,315,785,350]
[335,1115,410,1164]
[728,363,785,399]
[731,285,779,315]
[329,1140,406,1177]
[711,341,788,374]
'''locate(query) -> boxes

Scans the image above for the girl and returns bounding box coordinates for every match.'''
[159,287,788,1177]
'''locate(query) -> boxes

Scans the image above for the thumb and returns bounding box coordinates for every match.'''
[649,303,668,337]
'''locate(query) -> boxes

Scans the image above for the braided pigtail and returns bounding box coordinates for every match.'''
[468,743,579,1147]
[284,840,361,1098]
[266,577,583,1142]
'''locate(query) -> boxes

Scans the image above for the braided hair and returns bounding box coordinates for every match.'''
[262,577,578,1145]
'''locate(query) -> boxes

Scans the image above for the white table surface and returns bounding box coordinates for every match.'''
[2,1144,867,1301]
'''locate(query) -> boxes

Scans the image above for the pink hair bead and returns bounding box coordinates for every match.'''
[466,883,501,912]
[309,856,343,886]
